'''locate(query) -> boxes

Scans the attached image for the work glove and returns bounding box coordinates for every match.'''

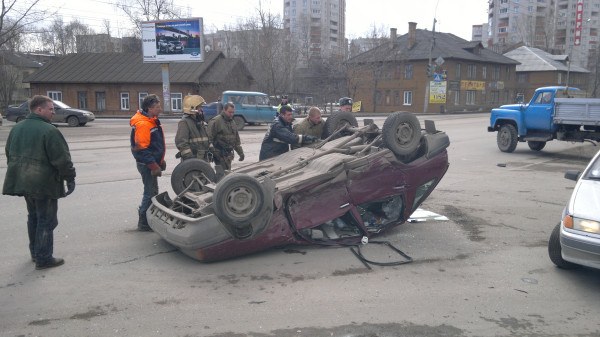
[160,160,167,171]
[151,167,162,177]
[238,153,245,161]
[303,135,319,144]
[65,178,76,196]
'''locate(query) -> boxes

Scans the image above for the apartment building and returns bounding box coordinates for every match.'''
[486,0,600,69]
[283,0,346,67]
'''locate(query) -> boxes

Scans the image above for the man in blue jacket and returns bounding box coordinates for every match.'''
[259,105,318,161]
[3,95,76,270]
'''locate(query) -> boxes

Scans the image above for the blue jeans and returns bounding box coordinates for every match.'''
[137,163,158,218]
[25,196,58,264]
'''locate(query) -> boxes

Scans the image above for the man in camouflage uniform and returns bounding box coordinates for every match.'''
[292,106,323,149]
[207,102,244,170]
[175,95,211,161]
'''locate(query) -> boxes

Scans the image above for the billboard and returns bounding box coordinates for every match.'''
[141,18,204,63]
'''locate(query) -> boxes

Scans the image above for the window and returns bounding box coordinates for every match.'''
[120,92,130,110]
[394,91,401,105]
[466,90,476,105]
[482,66,487,79]
[454,91,460,105]
[171,93,182,111]
[47,91,62,101]
[385,90,391,105]
[77,91,88,109]
[403,91,413,105]
[375,91,382,105]
[95,92,106,111]
[500,8,508,13]
[455,63,462,79]
[517,73,528,83]
[139,92,148,111]
[467,64,477,79]
[404,64,413,79]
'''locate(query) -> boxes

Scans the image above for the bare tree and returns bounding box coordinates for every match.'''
[0,60,21,110]
[41,18,93,55]
[0,0,46,50]
[116,0,189,36]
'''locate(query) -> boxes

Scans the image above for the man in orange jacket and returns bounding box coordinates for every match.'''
[130,94,166,231]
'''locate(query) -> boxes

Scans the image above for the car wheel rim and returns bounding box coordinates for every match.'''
[225,186,257,217]
[396,123,414,146]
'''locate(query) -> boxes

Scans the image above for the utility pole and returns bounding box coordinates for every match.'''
[423,18,436,113]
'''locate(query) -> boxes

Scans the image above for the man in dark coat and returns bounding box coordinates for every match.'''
[259,105,318,161]
[207,102,244,171]
[3,95,76,270]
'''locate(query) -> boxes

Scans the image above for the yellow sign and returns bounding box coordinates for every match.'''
[429,81,447,104]
[460,80,485,91]
[352,101,362,112]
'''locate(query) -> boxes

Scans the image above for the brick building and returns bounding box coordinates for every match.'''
[347,22,520,114]
[25,51,254,115]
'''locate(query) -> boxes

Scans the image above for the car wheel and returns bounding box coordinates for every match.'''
[234,116,245,131]
[213,173,265,227]
[323,111,358,138]
[381,112,422,157]
[16,116,24,123]
[79,122,87,127]
[171,158,216,194]
[548,223,578,269]
[67,116,79,127]
[528,141,546,151]
[497,124,518,152]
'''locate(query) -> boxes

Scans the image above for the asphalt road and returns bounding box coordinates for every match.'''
[0,115,599,337]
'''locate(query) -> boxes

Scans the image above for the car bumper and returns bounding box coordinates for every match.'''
[560,225,600,270]
[147,192,233,259]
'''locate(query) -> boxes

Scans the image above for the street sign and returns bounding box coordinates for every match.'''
[433,73,443,82]
[435,56,445,65]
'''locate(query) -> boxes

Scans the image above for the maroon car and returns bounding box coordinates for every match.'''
[147,111,450,262]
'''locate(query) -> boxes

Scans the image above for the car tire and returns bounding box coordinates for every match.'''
[548,223,578,269]
[16,116,24,123]
[213,173,265,227]
[67,116,79,127]
[234,116,245,131]
[171,158,216,195]
[528,141,546,151]
[79,122,87,127]
[497,124,518,153]
[381,111,422,157]
[323,111,358,138]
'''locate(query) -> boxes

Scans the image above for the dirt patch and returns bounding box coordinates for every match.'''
[443,205,487,241]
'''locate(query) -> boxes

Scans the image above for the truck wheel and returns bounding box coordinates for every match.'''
[233,116,245,131]
[497,124,518,153]
[381,112,421,157]
[548,223,578,269]
[171,158,216,194]
[528,141,546,151]
[323,111,358,138]
[213,173,265,227]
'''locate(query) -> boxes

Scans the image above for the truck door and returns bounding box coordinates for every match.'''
[524,91,553,131]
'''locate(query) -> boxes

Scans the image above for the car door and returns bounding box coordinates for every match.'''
[52,103,66,123]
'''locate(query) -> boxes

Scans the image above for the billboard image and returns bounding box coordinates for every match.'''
[141,18,204,63]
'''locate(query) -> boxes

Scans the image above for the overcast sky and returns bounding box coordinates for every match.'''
[42,0,489,41]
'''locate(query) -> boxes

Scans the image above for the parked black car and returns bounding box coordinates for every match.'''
[6,100,95,127]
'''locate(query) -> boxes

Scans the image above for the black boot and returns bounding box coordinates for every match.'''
[137,213,152,231]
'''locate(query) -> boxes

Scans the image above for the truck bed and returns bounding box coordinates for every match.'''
[554,98,600,126]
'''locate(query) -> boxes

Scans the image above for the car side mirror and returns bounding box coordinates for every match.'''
[564,170,581,181]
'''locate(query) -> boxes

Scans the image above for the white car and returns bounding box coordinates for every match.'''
[549,149,600,270]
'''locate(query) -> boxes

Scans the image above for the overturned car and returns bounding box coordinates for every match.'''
[147,112,450,262]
